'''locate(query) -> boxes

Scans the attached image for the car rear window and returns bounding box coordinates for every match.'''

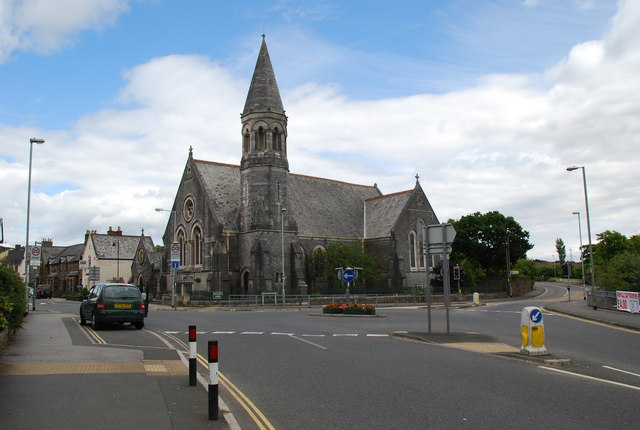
[103,286,141,299]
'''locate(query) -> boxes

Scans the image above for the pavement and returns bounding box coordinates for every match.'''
[0,306,232,430]
[1,292,638,430]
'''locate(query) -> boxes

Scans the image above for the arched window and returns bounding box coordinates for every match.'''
[417,219,426,269]
[243,130,250,153]
[409,231,417,269]
[193,226,202,266]
[257,126,265,150]
[273,127,281,151]
[177,229,186,267]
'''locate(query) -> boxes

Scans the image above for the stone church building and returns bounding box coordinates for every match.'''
[160,38,439,300]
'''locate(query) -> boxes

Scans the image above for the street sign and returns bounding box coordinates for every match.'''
[426,223,456,255]
[212,291,223,300]
[170,241,180,263]
[30,246,41,266]
[171,261,179,269]
[342,268,355,283]
[530,308,543,324]
[88,266,100,281]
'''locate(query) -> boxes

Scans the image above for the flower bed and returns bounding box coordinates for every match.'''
[322,303,376,315]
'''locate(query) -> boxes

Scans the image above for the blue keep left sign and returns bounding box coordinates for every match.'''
[172,261,179,269]
[342,269,355,282]
[530,308,543,323]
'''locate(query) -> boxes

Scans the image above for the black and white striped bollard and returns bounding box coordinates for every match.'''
[208,340,219,421]
[189,325,197,386]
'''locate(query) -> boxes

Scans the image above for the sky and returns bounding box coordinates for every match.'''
[0,0,638,262]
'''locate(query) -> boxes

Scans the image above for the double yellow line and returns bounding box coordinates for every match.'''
[81,323,107,344]
[163,332,275,430]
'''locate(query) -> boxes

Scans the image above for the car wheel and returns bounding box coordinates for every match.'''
[92,313,101,330]
[134,321,144,330]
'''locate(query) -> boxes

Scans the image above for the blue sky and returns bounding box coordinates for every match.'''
[1,0,637,262]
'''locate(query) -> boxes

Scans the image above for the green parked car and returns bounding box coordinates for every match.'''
[80,283,145,330]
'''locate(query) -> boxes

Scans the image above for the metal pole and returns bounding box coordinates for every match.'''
[442,224,451,335]
[573,211,586,300]
[188,325,197,386]
[426,251,432,334]
[581,167,597,309]
[25,138,44,311]
[281,208,286,306]
[208,340,219,420]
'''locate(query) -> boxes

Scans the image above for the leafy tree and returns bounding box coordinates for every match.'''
[589,231,640,291]
[514,258,539,280]
[0,265,26,330]
[555,238,566,267]
[307,241,385,292]
[450,211,533,279]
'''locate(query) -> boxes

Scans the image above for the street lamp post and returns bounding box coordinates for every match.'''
[24,138,45,311]
[281,207,286,306]
[156,208,177,309]
[567,166,597,309]
[572,211,586,300]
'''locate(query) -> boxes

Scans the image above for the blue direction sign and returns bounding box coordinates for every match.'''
[530,308,543,323]
[342,269,355,283]
[171,261,179,269]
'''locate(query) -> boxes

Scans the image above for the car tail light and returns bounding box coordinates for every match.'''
[139,302,145,311]
[97,302,106,311]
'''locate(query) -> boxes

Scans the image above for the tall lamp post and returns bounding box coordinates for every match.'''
[156,208,177,309]
[281,207,286,306]
[572,211,586,300]
[567,166,597,309]
[24,138,45,311]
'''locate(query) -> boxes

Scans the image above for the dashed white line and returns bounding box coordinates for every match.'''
[367,334,389,337]
[241,331,264,335]
[271,332,294,336]
[301,334,326,337]
[333,334,358,337]
[212,331,236,334]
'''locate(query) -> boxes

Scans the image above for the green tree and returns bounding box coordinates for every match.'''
[307,241,384,292]
[0,265,26,330]
[450,211,533,279]
[555,238,566,267]
[514,258,539,280]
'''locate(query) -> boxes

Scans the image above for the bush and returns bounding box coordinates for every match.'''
[0,265,26,330]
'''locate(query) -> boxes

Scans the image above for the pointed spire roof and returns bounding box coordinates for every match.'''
[242,36,285,116]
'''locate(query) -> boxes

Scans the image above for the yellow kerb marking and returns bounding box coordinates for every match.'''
[444,342,519,353]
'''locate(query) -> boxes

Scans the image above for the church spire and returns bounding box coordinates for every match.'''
[242,37,285,116]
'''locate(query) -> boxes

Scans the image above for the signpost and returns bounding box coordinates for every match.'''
[170,241,180,309]
[426,223,456,335]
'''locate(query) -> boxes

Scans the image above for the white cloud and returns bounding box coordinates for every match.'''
[0,0,130,62]
[1,0,638,263]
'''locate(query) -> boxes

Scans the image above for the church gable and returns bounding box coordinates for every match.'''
[365,190,413,239]
[193,160,241,231]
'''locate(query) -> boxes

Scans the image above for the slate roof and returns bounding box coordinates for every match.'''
[365,190,413,238]
[288,174,380,238]
[49,243,84,264]
[92,235,153,260]
[193,160,385,238]
[242,37,285,115]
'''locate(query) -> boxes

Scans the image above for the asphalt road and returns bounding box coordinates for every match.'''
[45,285,640,429]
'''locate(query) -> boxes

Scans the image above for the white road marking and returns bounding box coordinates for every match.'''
[212,331,236,334]
[333,334,358,337]
[241,331,264,335]
[290,335,328,350]
[603,365,640,379]
[539,366,640,391]
[301,334,326,337]
[366,334,389,337]
[271,332,294,336]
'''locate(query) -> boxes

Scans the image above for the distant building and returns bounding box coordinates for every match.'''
[82,227,155,287]
[159,38,440,301]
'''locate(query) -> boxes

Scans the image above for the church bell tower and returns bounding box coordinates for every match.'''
[239,36,297,292]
